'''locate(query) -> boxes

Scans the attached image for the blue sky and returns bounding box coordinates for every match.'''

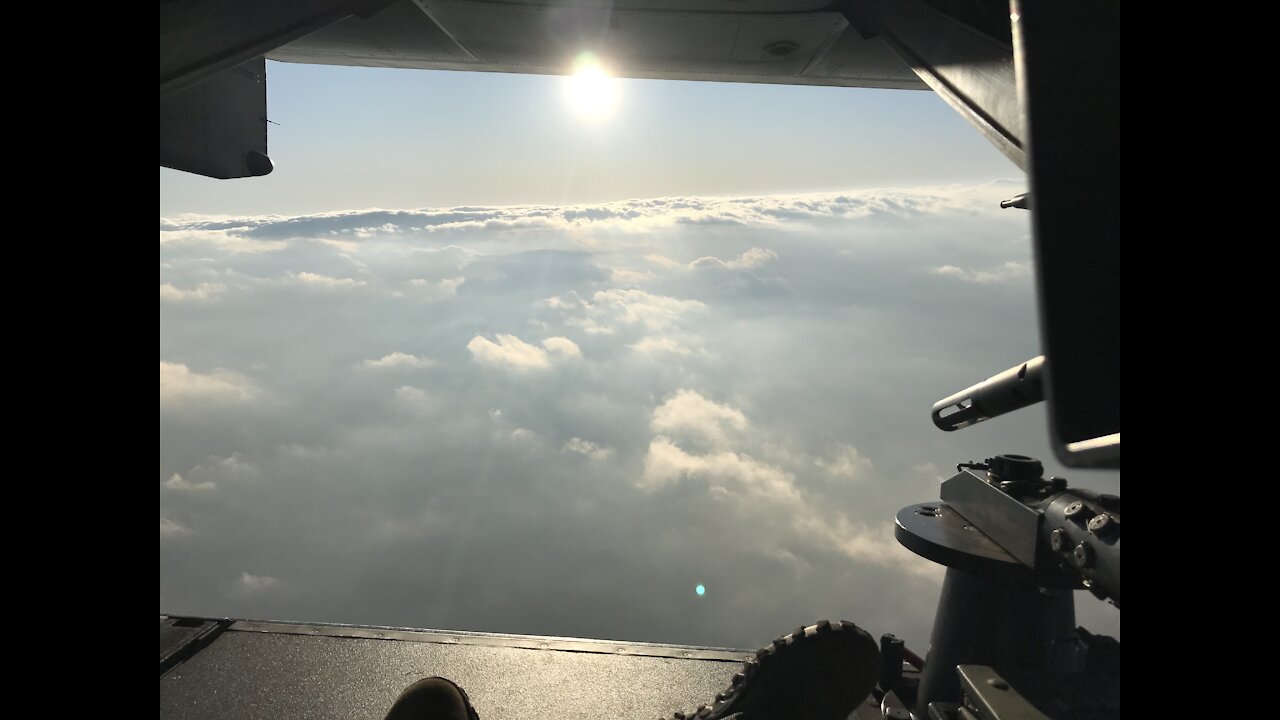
[160,62,1118,652]
[160,61,1014,215]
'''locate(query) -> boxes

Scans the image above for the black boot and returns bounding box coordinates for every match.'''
[384,677,480,720]
[660,620,880,720]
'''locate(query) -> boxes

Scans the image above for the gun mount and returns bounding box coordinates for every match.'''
[885,456,1120,720]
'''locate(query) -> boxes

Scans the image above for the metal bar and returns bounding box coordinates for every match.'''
[932,357,1044,432]
[227,619,753,661]
[160,616,232,676]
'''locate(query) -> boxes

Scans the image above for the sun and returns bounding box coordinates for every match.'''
[565,52,619,121]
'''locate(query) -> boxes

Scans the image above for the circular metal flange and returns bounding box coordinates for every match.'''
[894,503,1025,575]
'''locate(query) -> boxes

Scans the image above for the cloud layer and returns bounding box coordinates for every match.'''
[160,183,1119,649]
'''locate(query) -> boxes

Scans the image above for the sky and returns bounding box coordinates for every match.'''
[159,61,1119,654]
[160,61,1016,215]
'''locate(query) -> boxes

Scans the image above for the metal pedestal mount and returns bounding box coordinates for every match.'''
[892,456,1119,720]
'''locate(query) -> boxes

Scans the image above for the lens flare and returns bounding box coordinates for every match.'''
[565,52,619,121]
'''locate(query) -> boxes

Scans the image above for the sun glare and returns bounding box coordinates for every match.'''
[565,52,619,121]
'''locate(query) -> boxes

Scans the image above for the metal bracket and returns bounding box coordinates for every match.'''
[956,665,1050,720]
[160,616,231,676]
[842,0,1023,168]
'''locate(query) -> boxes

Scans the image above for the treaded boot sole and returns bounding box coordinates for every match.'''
[384,676,481,720]
[660,620,880,720]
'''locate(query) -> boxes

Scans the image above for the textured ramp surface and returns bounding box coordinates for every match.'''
[160,624,746,720]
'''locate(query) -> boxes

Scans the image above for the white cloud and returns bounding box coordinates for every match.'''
[791,514,931,576]
[640,405,933,576]
[409,276,465,298]
[394,385,434,413]
[816,443,873,480]
[362,352,435,370]
[651,390,748,448]
[541,336,582,359]
[640,435,907,570]
[163,472,216,491]
[509,427,538,442]
[545,294,587,311]
[160,517,190,538]
[562,437,615,461]
[468,334,549,370]
[160,282,226,302]
[690,247,778,271]
[913,462,948,484]
[560,311,616,336]
[629,337,696,356]
[644,254,682,269]
[467,334,580,371]
[235,572,279,594]
[594,289,706,330]
[213,454,257,474]
[158,228,287,254]
[932,261,1030,284]
[610,268,657,284]
[288,271,366,288]
[545,289,705,336]
[159,186,993,254]
[160,361,259,407]
[641,436,799,504]
[734,247,779,268]
[176,455,260,488]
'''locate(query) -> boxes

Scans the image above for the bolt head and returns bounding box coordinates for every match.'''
[1050,528,1067,552]
[1073,542,1094,568]
[1064,501,1085,518]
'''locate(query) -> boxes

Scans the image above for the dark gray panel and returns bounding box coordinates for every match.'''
[1015,0,1121,468]
[270,0,476,67]
[160,58,271,180]
[554,0,833,10]
[160,0,369,95]
[802,24,921,85]
[267,0,926,89]
[159,628,743,719]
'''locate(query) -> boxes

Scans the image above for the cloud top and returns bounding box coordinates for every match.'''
[160,362,259,407]
[467,334,581,371]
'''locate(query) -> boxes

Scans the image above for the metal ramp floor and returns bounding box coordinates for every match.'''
[160,616,753,719]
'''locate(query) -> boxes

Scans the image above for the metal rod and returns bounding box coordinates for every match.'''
[931,357,1044,431]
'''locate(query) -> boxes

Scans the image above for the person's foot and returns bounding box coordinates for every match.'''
[384,677,480,720]
[660,620,880,720]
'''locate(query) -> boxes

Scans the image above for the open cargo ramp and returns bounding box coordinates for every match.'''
[160,615,755,719]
